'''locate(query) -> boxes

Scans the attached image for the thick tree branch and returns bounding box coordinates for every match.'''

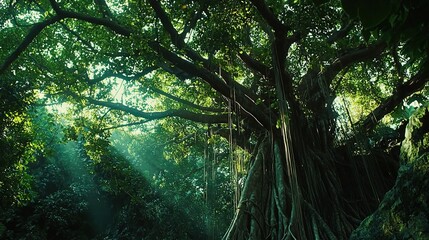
[150,42,275,129]
[180,7,205,39]
[391,47,404,81]
[157,61,192,80]
[249,0,290,34]
[327,21,354,44]
[146,0,271,124]
[148,42,234,98]
[0,0,132,74]
[88,98,229,124]
[87,67,157,85]
[361,65,429,132]
[60,22,133,58]
[147,0,212,68]
[86,68,222,113]
[94,0,114,20]
[149,87,225,113]
[0,15,62,74]
[148,0,261,103]
[238,52,273,79]
[323,42,387,86]
[299,41,387,107]
[102,120,152,131]
[59,10,131,36]
[49,0,131,36]
[48,0,61,12]
[296,43,388,133]
[272,31,299,114]
[147,0,182,46]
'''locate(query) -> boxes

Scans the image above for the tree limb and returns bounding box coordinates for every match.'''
[49,0,131,36]
[249,0,290,34]
[0,15,62,74]
[101,119,152,131]
[299,42,387,109]
[147,0,182,46]
[179,6,205,39]
[149,0,263,108]
[94,0,114,20]
[323,42,387,86]
[0,0,133,74]
[271,29,299,113]
[86,68,222,113]
[238,52,273,79]
[147,0,209,67]
[88,98,229,124]
[59,10,131,36]
[391,46,404,81]
[361,64,429,132]
[149,41,275,129]
[149,87,225,113]
[327,21,354,44]
[157,61,192,80]
[87,67,157,85]
[148,0,261,103]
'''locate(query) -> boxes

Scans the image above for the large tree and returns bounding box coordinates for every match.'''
[1,0,428,239]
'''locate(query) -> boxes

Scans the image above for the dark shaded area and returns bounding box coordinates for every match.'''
[0,0,428,239]
[351,105,429,239]
[0,144,211,240]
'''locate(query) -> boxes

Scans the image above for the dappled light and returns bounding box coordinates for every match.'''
[1,0,429,239]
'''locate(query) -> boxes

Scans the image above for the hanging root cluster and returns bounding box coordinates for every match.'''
[223,120,397,240]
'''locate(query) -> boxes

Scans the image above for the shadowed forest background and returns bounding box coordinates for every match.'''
[1,0,428,239]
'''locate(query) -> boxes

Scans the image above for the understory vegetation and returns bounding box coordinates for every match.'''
[1,0,428,239]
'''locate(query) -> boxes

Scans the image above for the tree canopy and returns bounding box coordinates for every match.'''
[1,0,428,239]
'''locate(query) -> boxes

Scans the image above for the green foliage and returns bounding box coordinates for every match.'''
[1,0,429,238]
[352,138,429,239]
[342,0,399,29]
[352,102,429,239]
[0,74,37,207]
[192,1,253,54]
[390,94,427,125]
[344,0,429,64]
[1,104,232,239]
[400,103,429,163]
[109,124,234,239]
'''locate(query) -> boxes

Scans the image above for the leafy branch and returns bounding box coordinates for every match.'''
[149,41,274,129]
[48,0,131,36]
[87,97,229,124]
[86,69,224,113]
[361,62,429,132]
[0,15,62,74]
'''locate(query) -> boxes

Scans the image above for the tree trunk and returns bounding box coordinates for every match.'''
[351,105,429,239]
[223,110,398,239]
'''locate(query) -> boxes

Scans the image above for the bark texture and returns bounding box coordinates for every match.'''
[351,104,429,239]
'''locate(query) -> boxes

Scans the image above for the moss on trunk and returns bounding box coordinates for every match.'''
[351,105,429,239]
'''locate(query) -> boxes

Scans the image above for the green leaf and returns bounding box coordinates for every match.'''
[391,106,406,121]
[407,94,426,105]
[358,0,393,29]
